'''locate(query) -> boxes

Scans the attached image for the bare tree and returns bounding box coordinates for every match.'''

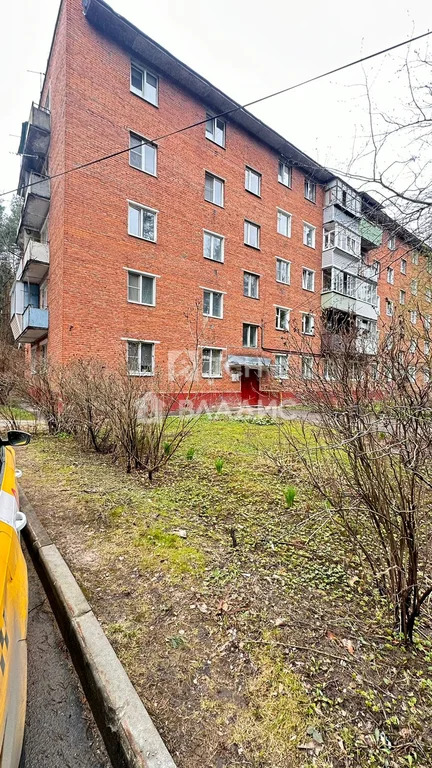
[280,315,432,643]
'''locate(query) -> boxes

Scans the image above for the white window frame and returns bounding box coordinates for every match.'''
[304,179,317,203]
[126,269,157,306]
[400,289,406,305]
[276,257,291,285]
[426,288,432,304]
[386,299,394,316]
[130,62,159,106]
[411,279,418,296]
[244,220,260,249]
[302,313,315,336]
[203,229,224,263]
[278,160,292,188]
[277,208,292,238]
[387,267,394,285]
[412,251,419,265]
[388,236,396,251]
[245,166,262,196]
[243,323,258,348]
[274,354,289,379]
[202,289,224,319]
[205,114,226,147]
[202,347,223,378]
[128,201,158,242]
[400,258,407,274]
[410,309,417,325]
[129,132,157,176]
[204,171,224,207]
[425,315,431,331]
[303,222,316,249]
[302,355,314,380]
[243,271,260,299]
[126,339,156,376]
[275,306,290,331]
[302,268,315,292]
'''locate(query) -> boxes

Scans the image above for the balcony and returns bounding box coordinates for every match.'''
[323,204,361,231]
[14,306,49,344]
[322,330,377,356]
[360,218,383,249]
[17,172,50,234]
[322,267,379,322]
[321,290,378,321]
[18,103,50,164]
[16,240,49,283]
[358,262,379,283]
[323,225,361,258]
[324,180,362,218]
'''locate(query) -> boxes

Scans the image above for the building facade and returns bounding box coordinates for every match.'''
[10,0,432,406]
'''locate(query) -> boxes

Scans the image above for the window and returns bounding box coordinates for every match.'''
[127,341,154,375]
[127,271,156,305]
[410,310,417,325]
[128,202,157,242]
[408,366,416,383]
[386,299,394,316]
[205,114,225,147]
[425,315,431,331]
[276,257,290,284]
[303,223,316,249]
[203,230,224,262]
[324,359,337,381]
[427,288,432,304]
[274,354,288,379]
[388,235,396,250]
[401,258,407,275]
[425,341,430,354]
[204,172,224,206]
[275,306,290,331]
[243,323,258,348]
[277,209,292,238]
[424,368,430,384]
[387,267,394,284]
[129,133,157,176]
[409,339,417,353]
[203,289,223,318]
[400,289,406,305]
[130,63,158,106]
[202,348,222,378]
[245,166,261,196]
[278,160,292,188]
[411,279,418,296]
[244,220,260,249]
[243,272,259,299]
[304,179,316,203]
[373,260,380,277]
[302,268,315,292]
[412,251,419,265]
[302,355,314,380]
[302,313,314,335]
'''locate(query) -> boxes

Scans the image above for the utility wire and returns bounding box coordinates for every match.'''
[1,28,431,199]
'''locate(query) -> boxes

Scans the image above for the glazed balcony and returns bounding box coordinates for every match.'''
[322,267,379,322]
[16,239,49,283]
[324,179,362,218]
[360,218,383,249]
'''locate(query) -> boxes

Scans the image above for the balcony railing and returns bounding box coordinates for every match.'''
[324,180,362,217]
[360,218,383,248]
[18,102,51,162]
[18,172,50,235]
[16,239,49,283]
[323,226,361,258]
[16,306,49,344]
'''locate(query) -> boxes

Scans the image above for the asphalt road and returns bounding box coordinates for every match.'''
[23,545,111,768]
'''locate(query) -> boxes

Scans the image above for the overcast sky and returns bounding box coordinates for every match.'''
[1,0,430,204]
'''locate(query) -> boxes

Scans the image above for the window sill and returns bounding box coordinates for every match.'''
[302,288,315,293]
[276,327,290,333]
[245,189,261,199]
[205,136,226,150]
[204,199,224,209]
[204,255,224,264]
[203,314,223,320]
[302,333,315,337]
[129,162,158,178]
[128,372,155,377]
[244,295,260,300]
[128,232,157,244]
[130,88,158,108]
[303,244,316,250]
[277,233,291,239]
[202,374,223,379]
[304,197,317,205]
[276,279,290,286]
[278,180,292,189]
[127,300,156,307]
[244,243,260,251]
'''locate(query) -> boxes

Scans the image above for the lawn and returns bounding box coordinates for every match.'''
[17,416,432,767]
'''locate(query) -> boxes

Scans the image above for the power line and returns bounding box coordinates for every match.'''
[1,28,431,200]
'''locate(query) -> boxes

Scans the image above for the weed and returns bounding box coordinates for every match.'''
[186,447,195,461]
[215,457,224,474]
[284,486,297,508]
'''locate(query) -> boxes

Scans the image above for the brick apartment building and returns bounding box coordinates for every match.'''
[9,0,432,406]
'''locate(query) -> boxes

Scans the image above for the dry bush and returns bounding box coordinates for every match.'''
[282,316,432,643]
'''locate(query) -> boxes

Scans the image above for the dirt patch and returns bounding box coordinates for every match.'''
[17,419,432,767]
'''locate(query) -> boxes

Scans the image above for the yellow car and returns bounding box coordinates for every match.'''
[0,431,30,768]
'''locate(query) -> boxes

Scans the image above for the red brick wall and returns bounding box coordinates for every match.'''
[37,0,324,400]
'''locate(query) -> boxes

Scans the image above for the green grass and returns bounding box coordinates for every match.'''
[0,405,35,420]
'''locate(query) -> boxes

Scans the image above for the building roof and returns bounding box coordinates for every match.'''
[82,0,334,184]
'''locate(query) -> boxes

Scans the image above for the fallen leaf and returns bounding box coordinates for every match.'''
[342,638,355,655]
[327,630,338,642]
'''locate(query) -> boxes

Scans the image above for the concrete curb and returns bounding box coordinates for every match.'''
[20,488,177,768]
